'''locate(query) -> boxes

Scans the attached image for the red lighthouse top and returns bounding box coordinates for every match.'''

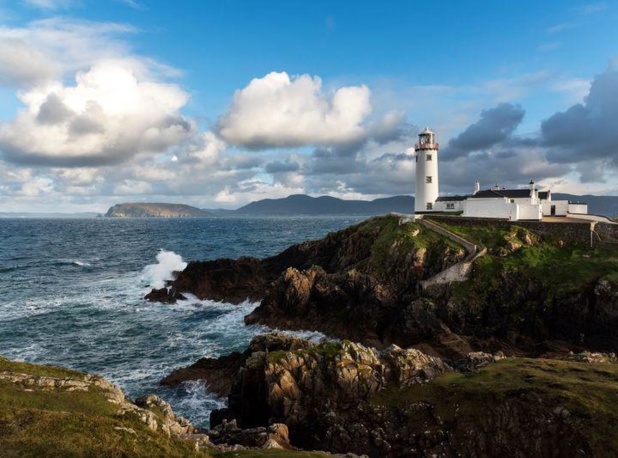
[415,127,439,151]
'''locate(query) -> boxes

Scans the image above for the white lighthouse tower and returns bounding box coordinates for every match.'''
[414,127,440,213]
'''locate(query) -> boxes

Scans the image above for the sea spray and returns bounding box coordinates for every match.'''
[141,249,187,289]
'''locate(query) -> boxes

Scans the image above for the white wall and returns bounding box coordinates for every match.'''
[541,200,568,216]
[433,200,464,212]
[568,203,588,214]
[518,203,543,220]
[463,198,519,220]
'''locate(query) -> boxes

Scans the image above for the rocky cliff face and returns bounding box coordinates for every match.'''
[152,215,618,456]
[199,334,605,457]
[105,202,211,218]
[151,215,618,356]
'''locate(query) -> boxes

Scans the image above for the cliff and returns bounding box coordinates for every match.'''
[151,215,618,456]
[180,333,618,457]
[153,214,618,357]
[105,202,211,218]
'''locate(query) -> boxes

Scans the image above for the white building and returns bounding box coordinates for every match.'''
[413,129,588,221]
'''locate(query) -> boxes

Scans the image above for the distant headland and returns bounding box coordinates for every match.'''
[104,203,211,218]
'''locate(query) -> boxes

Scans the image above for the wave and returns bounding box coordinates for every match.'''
[141,249,187,289]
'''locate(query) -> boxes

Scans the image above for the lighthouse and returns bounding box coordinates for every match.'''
[414,127,439,213]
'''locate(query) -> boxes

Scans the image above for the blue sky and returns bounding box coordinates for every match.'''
[0,0,617,212]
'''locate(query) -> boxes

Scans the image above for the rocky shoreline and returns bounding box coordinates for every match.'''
[145,214,618,456]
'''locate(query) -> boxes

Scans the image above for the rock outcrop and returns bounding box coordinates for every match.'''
[207,334,452,454]
[200,334,604,457]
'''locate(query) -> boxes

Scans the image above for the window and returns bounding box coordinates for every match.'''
[426,176,432,183]
[426,154,432,161]
[426,203,433,210]
[415,155,418,162]
[446,203,455,210]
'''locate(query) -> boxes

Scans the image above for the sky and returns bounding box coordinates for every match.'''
[0,0,618,212]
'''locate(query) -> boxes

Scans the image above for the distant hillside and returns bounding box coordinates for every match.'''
[233,194,415,215]
[105,203,211,218]
[226,193,618,218]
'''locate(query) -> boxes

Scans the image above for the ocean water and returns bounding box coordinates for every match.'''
[0,216,364,427]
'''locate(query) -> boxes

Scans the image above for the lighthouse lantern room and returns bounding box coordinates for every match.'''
[414,127,440,213]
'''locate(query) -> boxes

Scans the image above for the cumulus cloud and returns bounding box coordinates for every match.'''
[0,59,192,166]
[541,66,618,166]
[217,71,372,149]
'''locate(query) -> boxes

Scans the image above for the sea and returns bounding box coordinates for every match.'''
[0,216,365,428]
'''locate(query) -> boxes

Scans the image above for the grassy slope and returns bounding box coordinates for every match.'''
[0,357,209,458]
[372,357,618,455]
[356,215,465,278]
[435,220,618,295]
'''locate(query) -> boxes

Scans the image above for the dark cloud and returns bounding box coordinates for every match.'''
[307,147,366,175]
[224,155,263,170]
[442,103,525,160]
[265,160,300,173]
[367,112,416,145]
[542,68,618,165]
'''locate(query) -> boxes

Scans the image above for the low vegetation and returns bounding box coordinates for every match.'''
[358,215,464,278]
[0,358,208,457]
[372,357,618,455]
[434,219,618,292]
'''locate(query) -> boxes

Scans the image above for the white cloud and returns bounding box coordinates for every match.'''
[218,71,372,149]
[0,18,139,88]
[23,0,74,10]
[0,59,192,166]
[19,176,54,196]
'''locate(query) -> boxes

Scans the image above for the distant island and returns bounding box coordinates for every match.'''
[104,203,211,218]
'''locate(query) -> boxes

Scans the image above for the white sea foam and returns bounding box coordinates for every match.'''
[162,380,226,428]
[141,249,187,289]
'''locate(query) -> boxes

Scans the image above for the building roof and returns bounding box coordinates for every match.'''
[471,189,533,199]
[538,191,550,200]
[436,195,470,202]
[420,127,434,134]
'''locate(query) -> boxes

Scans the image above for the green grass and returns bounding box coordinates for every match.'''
[357,215,465,278]
[0,357,209,457]
[434,220,618,294]
[371,357,618,455]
